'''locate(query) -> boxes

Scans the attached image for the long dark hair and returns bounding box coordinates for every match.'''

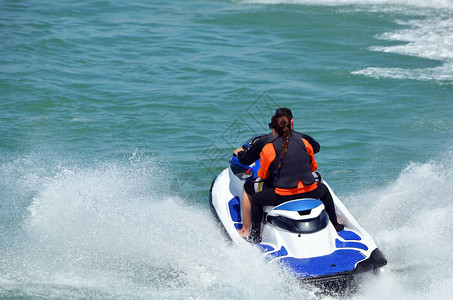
[270,114,291,168]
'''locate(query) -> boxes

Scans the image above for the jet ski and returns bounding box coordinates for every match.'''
[209,142,387,292]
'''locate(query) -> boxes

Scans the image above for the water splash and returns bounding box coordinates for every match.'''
[346,150,453,299]
[1,150,452,298]
[0,159,317,299]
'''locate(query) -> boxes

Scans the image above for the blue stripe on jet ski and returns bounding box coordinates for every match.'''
[234,223,243,230]
[265,246,288,261]
[273,199,322,212]
[228,196,241,222]
[279,249,366,277]
[256,244,275,253]
[338,230,362,241]
[335,239,368,251]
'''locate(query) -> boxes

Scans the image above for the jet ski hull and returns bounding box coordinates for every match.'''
[209,165,387,292]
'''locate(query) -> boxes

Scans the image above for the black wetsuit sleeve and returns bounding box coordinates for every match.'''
[237,136,268,166]
[300,134,320,154]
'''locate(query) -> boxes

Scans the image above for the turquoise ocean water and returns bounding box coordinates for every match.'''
[1,0,452,298]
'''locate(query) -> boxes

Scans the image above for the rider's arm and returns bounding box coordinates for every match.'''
[257,143,276,179]
[236,136,267,166]
[302,138,318,172]
[300,133,320,154]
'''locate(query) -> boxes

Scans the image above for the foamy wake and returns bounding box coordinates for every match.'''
[1,151,452,299]
[1,161,317,299]
[241,0,453,9]
[346,150,453,299]
[352,64,453,83]
[354,9,453,84]
[243,0,453,84]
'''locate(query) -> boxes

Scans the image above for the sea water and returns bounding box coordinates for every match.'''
[1,0,452,299]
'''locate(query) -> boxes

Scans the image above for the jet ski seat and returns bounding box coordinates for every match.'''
[265,199,329,234]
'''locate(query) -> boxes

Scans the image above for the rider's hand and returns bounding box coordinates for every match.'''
[233,147,244,156]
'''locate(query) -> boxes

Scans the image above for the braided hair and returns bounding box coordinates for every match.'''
[270,114,292,169]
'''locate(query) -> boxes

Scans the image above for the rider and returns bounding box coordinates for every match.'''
[233,108,320,239]
[233,108,319,164]
[247,111,343,243]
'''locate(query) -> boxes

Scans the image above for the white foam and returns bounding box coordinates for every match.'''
[376,18,453,61]
[241,0,453,9]
[3,162,317,299]
[353,13,453,83]
[352,63,453,83]
[3,151,453,298]
[242,0,453,84]
[345,151,453,299]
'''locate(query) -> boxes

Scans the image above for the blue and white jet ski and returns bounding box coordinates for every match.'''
[209,145,387,290]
